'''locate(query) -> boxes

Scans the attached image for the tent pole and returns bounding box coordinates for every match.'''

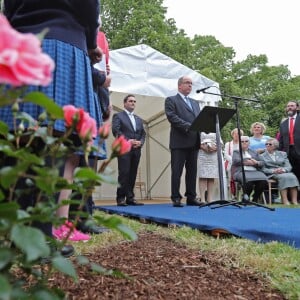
[145,123,151,199]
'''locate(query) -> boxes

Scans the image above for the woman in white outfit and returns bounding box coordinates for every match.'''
[198,132,223,203]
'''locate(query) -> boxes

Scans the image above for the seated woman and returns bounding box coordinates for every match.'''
[260,138,299,205]
[232,136,268,202]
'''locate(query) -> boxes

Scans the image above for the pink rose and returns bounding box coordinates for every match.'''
[63,105,97,143]
[63,105,80,127]
[78,112,97,141]
[98,123,111,139]
[111,135,132,156]
[0,14,54,87]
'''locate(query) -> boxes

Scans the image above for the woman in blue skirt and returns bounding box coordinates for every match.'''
[2,0,102,243]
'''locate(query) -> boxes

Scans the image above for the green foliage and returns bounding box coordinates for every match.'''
[0,88,136,299]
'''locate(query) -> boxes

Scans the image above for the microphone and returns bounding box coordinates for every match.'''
[196,86,212,93]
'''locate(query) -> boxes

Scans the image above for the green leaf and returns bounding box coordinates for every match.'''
[11,224,50,262]
[14,111,38,127]
[0,249,13,271]
[89,263,127,278]
[116,223,138,241]
[76,255,90,266]
[93,215,137,241]
[90,262,113,275]
[0,189,5,201]
[0,275,11,300]
[24,92,63,120]
[32,289,61,300]
[74,167,100,180]
[0,121,9,136]
[97,172,118,185]
[74,167,118,185]
[0,147,44,165]
[52,256,78,281]
[0,202,19,221]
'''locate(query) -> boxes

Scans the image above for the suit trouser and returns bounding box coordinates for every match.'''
[288,146,300,183]
[117,148,141,201]
[170,148,198,201]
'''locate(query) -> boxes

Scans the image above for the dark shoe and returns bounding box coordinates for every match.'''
[77,221,110,234]
[61,244,75,258]
[186,199,202,206]
[41,243,74,264]
[117,199,127,206]
[172,199,184,207]
[126,200,144,206]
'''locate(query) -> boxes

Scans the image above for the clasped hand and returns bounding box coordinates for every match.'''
[244,158,258,166]
[129,139,141,148]
[273,168,285,174]
[201,143,217,153]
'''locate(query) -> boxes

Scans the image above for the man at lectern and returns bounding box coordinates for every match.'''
[165,76,202,207]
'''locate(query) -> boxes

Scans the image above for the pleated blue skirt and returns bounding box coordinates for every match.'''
[0,39,106,159]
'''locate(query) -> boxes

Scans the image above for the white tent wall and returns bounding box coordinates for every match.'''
[93,44,223,201]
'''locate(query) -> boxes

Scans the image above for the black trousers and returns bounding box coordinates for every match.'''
[288,146,300,183]
[170,148,198,201]
[116,148,141,201]
[288,146,300,200]
[243,180,266,202]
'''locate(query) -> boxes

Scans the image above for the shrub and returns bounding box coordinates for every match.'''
[0,13,136,299]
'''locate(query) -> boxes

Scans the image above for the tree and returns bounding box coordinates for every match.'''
[101,0,300,140]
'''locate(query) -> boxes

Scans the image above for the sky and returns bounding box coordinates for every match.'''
[163,0,300,76]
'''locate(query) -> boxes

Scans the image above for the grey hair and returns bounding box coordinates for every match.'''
[240,135,250,141]
[267,138,279,149]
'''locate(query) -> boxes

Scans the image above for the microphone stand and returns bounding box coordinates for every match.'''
[199,90,274,211]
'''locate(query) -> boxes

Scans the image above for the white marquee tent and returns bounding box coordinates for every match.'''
[94,44,222,201]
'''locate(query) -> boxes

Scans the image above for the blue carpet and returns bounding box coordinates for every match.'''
[95,204,300,249]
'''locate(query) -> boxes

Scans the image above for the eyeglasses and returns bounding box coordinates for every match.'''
[265,143,273,146]
[183,81,193,85]
[128,100,136,103]
[241,141,249,143]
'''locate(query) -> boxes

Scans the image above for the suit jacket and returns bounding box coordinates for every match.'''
[260,150,292,175]
[165,94,201,149]
[279,114,300,155]
[112,110,146,147]
[231,148,265,179]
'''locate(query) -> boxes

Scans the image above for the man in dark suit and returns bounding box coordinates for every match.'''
[165,76,201,207]
[279,101,300,193]
[112,94,146,206]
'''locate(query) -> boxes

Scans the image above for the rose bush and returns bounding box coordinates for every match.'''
[0,14,135,299]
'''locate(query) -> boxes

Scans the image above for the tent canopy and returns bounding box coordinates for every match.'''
[95,44,223,200]
[109,44,221,123]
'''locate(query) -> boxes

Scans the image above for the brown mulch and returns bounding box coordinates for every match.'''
[48,232,285,300]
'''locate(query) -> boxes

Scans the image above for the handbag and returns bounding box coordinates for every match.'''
[230,178,236,196]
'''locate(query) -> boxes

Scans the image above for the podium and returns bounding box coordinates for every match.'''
[190,106,236,208]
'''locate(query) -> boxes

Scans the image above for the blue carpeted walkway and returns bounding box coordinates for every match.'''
[95,204,300,249]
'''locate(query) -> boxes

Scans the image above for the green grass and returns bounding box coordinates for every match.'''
[75,211,300,300]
